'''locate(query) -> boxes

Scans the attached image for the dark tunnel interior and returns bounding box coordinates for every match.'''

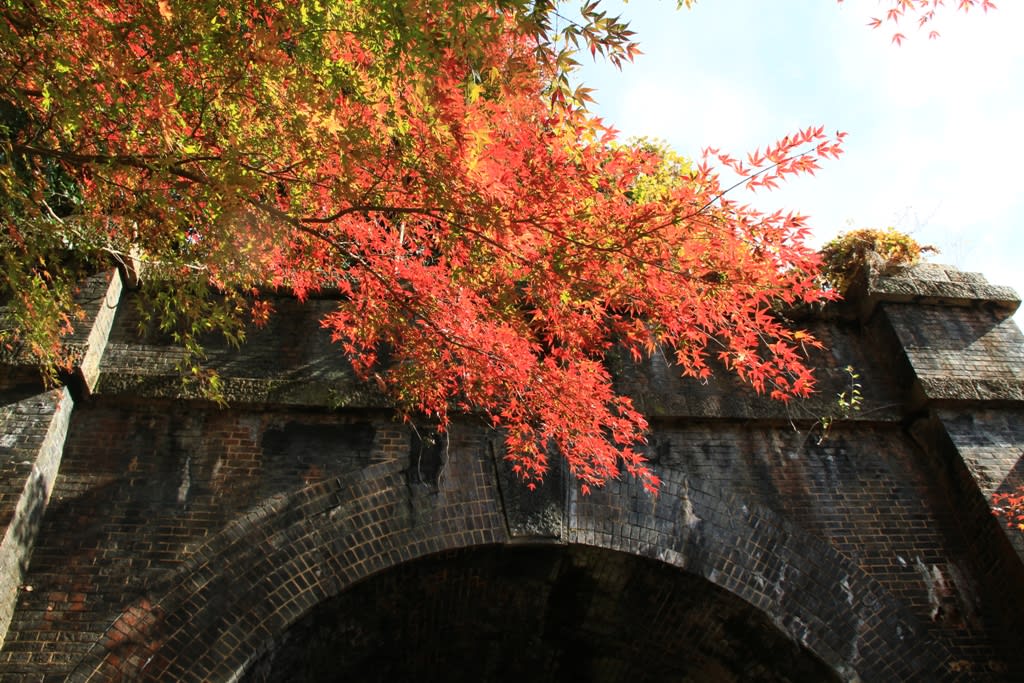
[242,544,839,683]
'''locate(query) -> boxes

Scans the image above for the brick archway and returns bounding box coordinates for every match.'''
[66,439,949,682]
[242,543,844,682]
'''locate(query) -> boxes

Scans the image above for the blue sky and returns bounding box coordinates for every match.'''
[574,0,1024,299]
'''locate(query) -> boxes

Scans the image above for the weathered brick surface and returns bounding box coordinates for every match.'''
[911,408,1024,665]
[863,263,1020,318]
[572,420,1018,679]
[883,303,1024,405]
[96,295,384,407]
[0,263,1021,681]
[610,314,905,423]
[0,271,119,383]
[0,390,72,651]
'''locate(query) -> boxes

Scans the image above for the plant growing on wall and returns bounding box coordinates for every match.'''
[0,0,992,493]
[819,228,938,295]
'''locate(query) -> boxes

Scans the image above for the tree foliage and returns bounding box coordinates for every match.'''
[0,0,991,493]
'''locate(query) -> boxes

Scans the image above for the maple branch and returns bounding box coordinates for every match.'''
[14,142,781,329]
[297,222,519,377]
[10,144,219,188]
[695,145,815,214]
[12,143,304,186]
[510,212,735,283]
[621,141,829,249]
[241,202,637,406]
[303,200,703,317]
[12,144,159,167]
[299,204,449,224]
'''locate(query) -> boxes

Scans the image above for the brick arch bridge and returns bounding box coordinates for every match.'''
[1,263,1023,681]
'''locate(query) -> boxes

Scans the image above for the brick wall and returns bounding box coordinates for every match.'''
[0,263,1022,681]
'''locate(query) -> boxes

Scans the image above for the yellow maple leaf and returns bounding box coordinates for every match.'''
[320,111,343,136]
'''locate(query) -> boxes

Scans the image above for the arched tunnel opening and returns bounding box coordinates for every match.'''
[242,544,840,683]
